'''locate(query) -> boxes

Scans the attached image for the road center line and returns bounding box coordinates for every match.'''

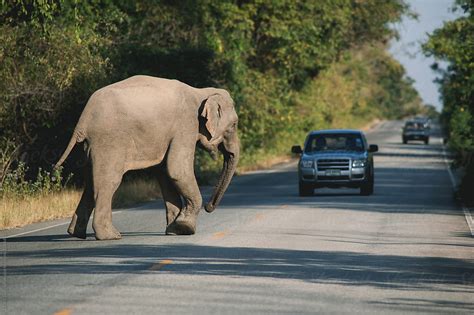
[149,259,173,271]
[442,146,474,237]
[3,211,123,239]
[53,308,72,315]
[212,231,228,239]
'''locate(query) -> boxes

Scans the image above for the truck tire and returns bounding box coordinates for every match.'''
[360,175,374,196]
[299,181,313,197]
[402,137,407,144]
[424,137,429,145]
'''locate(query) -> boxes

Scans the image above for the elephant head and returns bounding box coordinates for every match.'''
[199,91,240,213]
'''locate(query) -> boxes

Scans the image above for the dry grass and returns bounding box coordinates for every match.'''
[0,189,82,230]
[0,178,162,230]
[238,155,295,173]
[113,177,162,208]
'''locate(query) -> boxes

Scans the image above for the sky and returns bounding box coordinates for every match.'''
[388,0,464,111]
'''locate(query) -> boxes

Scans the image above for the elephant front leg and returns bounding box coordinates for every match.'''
[166,141,202,235]
[156,167,182,235]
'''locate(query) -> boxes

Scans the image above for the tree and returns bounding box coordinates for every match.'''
[423,0,474,204]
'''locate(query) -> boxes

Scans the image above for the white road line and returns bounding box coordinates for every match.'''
[3,221,69,239]
[442,146,474,237]
[2,210,123,239]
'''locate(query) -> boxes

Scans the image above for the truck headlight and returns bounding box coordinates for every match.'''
[352,159,366,168]
[300,159,313,168]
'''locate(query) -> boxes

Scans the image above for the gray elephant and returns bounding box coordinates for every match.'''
[55,75,239,240]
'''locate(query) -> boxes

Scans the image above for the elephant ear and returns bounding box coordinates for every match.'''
[201,95,221,139]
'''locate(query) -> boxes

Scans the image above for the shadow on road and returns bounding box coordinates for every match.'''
[368,298,474,312]
[5,243,474,296]
[3,231,167,243]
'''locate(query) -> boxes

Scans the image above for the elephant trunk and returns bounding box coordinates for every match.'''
[204,139,239,213]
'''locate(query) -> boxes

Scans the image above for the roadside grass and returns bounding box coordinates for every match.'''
[112,177,162,208]
[0,178,161,230]
[1,189,82,230]
[238,154,294,173]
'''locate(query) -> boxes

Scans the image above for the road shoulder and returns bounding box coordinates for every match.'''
[442,145,474,237]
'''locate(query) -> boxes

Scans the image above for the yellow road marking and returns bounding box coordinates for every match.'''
[212,231,228,239]
[150,259,173,271]
[54,308,72,315]
[254,214,265,221]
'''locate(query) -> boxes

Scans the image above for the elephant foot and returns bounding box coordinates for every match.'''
[165,221,195,235]
[67,226,87,239]
[93,224,122,241]
[165,223,179,235]
[171,211,197,235]
[67,215,87,239]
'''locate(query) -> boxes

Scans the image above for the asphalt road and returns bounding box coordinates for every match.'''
[1,121,473,314]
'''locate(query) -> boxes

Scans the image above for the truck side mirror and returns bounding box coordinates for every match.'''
[291,145,303,154]
[369,144,378,153]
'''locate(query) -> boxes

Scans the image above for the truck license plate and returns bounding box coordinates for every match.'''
[325,169,341,176]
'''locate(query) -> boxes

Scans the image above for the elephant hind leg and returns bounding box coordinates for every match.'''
[91,156,124,241]
[156,167,183,235]
[68,161,94,239]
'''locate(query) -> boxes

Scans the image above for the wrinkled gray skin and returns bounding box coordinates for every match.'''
[55,75,239,240]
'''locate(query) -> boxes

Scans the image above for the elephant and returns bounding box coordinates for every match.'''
[55,75,240,240]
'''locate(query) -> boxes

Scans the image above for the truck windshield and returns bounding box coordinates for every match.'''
[305,134,364,153]
[405,122,426,130]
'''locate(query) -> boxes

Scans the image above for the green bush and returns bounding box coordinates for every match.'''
[1,162,70,197]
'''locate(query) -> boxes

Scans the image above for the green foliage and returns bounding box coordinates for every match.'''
[423,0,474,204]
[0,0,422,193]
[1,162,70,197]
[0,0,120,174]
[349,0,410,42]
[449,108,474,162]
[267,43,423,155]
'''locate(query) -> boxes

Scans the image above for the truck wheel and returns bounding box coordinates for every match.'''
[299,181,313,197]
[402,137,407,144]
[424,137,429,145]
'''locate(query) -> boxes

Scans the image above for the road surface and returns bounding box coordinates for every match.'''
[1,121,473,314]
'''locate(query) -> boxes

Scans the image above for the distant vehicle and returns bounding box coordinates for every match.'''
[413,116,431,129]
[292,129,378,197]
[402,119,430,144]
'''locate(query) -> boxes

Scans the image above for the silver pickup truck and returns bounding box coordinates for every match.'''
[292,129,378,196]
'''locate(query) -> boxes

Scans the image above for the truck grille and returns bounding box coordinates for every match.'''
[317,159,350,171]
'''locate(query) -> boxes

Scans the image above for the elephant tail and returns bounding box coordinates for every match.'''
[54,129,86,169]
